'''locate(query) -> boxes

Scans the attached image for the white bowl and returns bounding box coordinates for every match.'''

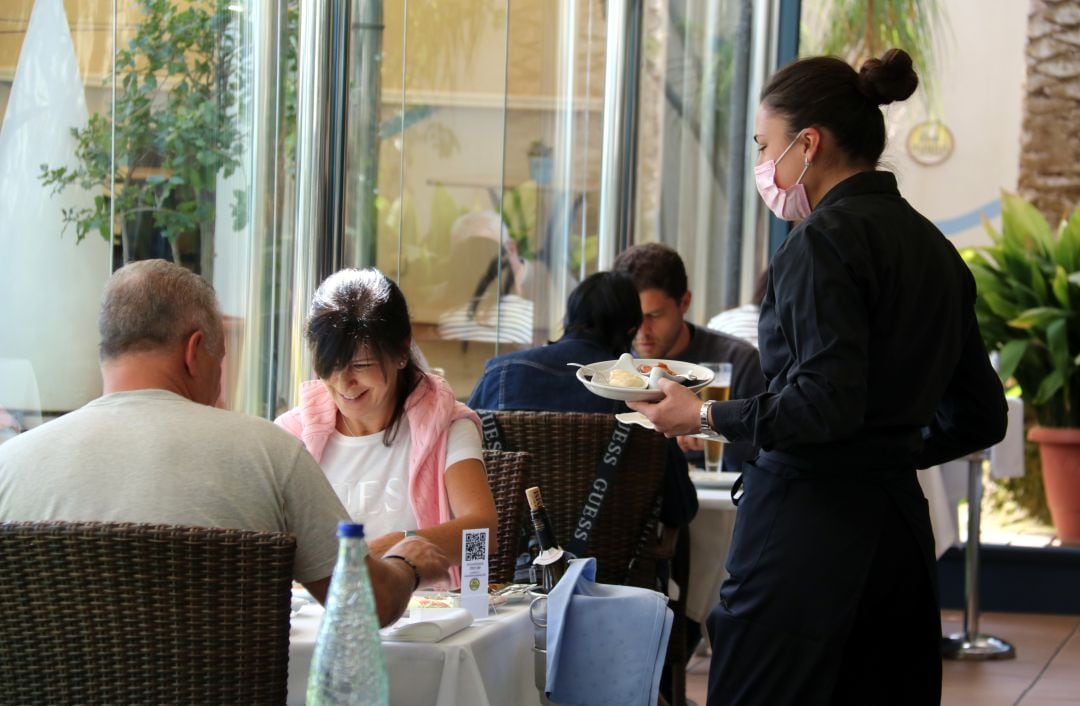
[576,357,714,402]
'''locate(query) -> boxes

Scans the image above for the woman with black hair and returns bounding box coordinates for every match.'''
[277,268,497,586]
[629,49,1007,704]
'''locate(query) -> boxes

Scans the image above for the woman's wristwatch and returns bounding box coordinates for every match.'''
[700,400,716,436]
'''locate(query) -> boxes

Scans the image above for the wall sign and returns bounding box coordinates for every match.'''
[907,120,955,166]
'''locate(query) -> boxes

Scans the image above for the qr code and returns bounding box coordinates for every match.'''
[464,531,487,563]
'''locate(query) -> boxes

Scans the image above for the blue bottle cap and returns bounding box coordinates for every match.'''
[337,522,365,538]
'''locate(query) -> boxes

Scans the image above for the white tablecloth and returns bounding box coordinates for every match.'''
[686,486,737,623]
[289,598,543,706]
[684,466,956,624]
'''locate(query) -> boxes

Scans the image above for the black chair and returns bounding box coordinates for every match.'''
[0,521,295,705]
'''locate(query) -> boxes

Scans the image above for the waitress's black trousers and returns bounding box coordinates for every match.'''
[706,462,942,706]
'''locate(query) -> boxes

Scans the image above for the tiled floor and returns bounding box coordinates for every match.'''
[685,611,1080,706]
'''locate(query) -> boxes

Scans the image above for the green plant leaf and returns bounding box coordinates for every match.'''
[981,212,1002,243]
[1001,191,1053,253]
[971,194,1080,424]
[1051,265,1071,309]
[996,339,1029,383]
[1029,260,1049,304]
[1008,307,1070,330]
[1034,370,1064,406]
[1047,318,1070,376]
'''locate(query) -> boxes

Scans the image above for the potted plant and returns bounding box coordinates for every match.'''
[39,0,246,282]
[527,139,553,186]
[966,191,1080,541]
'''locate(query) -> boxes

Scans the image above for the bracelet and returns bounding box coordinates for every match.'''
[384,554,421,591]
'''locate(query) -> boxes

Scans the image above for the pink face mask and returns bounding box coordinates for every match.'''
[754,133,811,221]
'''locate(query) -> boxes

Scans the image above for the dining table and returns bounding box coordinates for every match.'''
[288,590,545,706]
[686,471,739,624]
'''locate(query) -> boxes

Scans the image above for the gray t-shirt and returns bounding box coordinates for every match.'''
[0,389,347,583]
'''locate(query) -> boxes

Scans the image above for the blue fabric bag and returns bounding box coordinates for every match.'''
[544,557,672,706]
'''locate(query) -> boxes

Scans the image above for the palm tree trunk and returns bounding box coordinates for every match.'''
[1018,0,1080,225]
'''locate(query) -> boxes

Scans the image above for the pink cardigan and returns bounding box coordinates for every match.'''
[275,373,481,533]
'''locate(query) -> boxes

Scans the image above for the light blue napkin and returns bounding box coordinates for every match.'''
[544,557,673,706]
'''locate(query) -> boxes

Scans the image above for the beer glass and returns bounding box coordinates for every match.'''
[699,362,732,473]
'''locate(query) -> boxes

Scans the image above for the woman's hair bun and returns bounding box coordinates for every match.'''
[858,48,919,105]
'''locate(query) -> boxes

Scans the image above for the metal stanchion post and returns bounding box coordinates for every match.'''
[942,450,1015,660]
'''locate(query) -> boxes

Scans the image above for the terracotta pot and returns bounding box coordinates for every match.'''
[1028,426,1080,543]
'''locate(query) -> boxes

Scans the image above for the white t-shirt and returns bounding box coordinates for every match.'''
[319,416,483,540]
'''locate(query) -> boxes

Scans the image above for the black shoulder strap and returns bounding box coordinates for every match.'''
[477,412,634,558]
[565,420,633,557]
[478,410,505,450]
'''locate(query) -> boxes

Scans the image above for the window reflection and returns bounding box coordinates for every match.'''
[0,0,762,434]
[0,0,296,425]
[340,0,608,397]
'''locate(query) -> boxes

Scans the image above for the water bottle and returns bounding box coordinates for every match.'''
[307,522,389,706]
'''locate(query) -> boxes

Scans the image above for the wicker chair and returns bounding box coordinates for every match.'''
[481,410,687,705]
[486,410,686,706]
[482,448,531,585]
[0,521,296,705]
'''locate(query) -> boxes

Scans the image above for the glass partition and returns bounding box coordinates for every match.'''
[340,0,610,397]
[0,0,773,433]
[0,0,297,427]
[635,0,771,325]
[0,0,116,430]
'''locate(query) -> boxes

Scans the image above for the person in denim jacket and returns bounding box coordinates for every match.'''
[468,270,697,529]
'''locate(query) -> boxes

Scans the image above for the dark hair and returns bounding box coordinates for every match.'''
[760,48,918,167]
[612,243,688,301]
[563,271,642,355]
[99,259,223,360]
[305,268,421,445]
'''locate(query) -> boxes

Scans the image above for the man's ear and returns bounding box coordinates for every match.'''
[183,330,204,377]
[679,290,692,317]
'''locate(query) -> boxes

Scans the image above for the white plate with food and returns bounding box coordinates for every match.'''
[575,353,714,402]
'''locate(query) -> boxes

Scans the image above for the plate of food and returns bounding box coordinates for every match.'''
[574,353,714,402]
[407,591,458,610]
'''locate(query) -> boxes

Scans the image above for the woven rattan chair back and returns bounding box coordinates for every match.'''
[0,521,296,705]
[484,411,668,587]
[481,448,531,584]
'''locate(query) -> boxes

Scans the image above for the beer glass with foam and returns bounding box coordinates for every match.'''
[699,362,732,472]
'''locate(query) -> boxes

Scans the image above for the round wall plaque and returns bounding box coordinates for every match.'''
[906,120,954,166]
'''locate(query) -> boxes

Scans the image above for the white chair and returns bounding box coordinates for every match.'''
[0,358,44,440]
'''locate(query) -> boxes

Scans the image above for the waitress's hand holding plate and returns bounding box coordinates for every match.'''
[625,377,706,437]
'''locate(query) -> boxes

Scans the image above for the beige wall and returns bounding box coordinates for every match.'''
[882,0,1027,249]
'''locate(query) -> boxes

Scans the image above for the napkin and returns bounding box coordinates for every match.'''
[990,397,1024,479]
[379,607,473,642]
[544,557,672,706]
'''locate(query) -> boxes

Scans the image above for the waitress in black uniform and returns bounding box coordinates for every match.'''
[628,49,1007,705]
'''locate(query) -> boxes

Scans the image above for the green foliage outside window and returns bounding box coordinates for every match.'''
[40,0,245,283]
